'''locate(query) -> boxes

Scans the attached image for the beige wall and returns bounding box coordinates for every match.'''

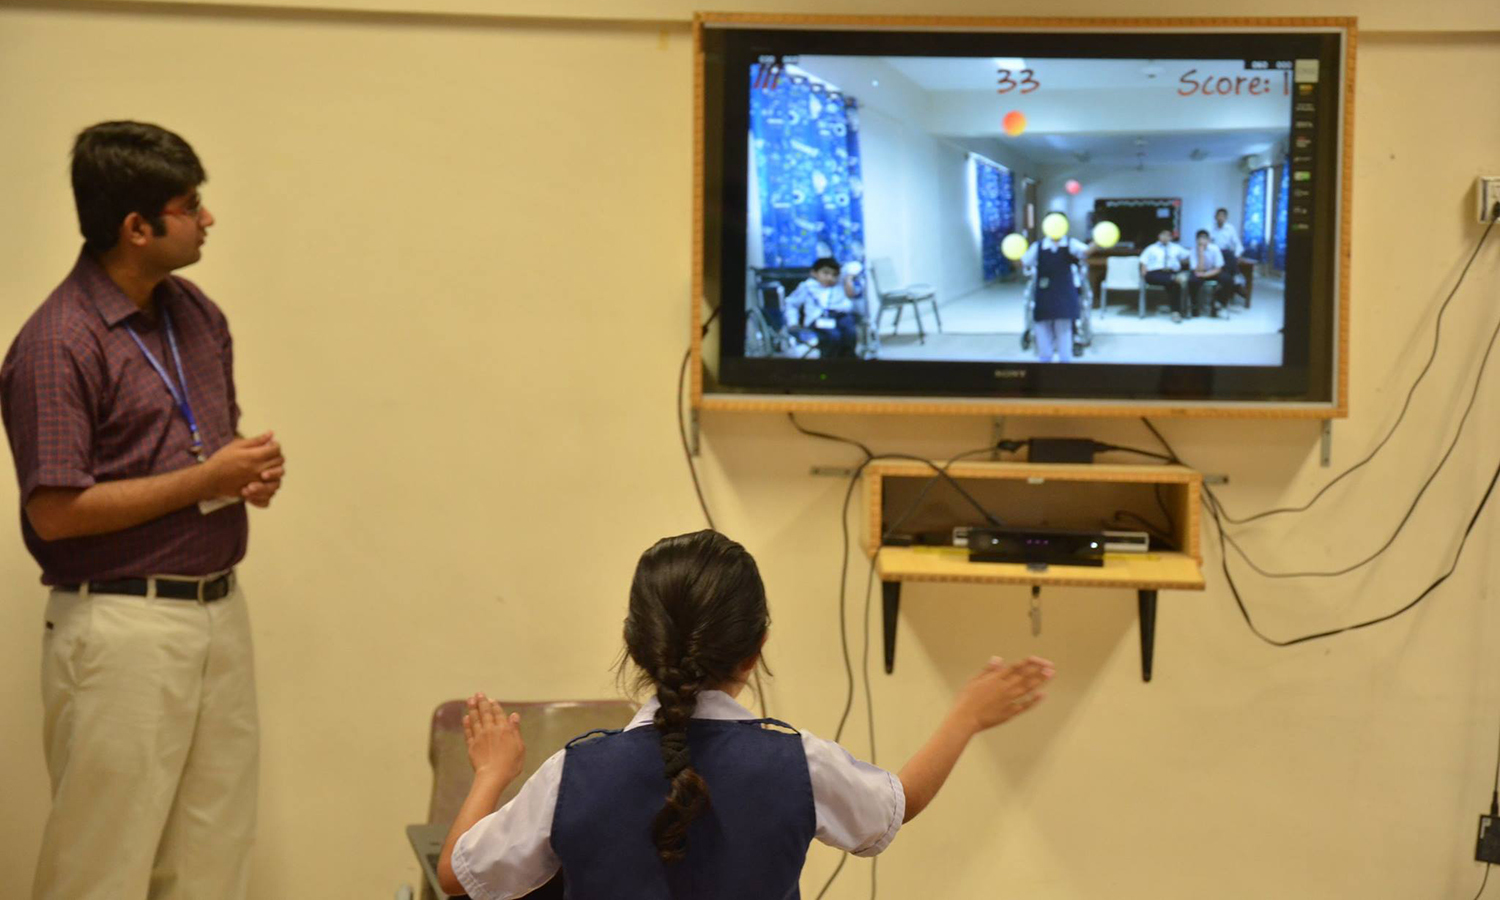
[1,4,1499,897]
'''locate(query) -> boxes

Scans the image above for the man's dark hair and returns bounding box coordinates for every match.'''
[1196,229,1211,239]
[71,121,206,254]
[810,257,840,274]
[1215,207,1229,216]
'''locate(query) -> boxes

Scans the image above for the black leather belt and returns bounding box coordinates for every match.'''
[56,571,235,602]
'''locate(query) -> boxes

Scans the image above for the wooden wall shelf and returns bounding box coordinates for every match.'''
[864,460,1204,681]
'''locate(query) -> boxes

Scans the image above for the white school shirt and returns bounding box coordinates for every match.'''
[1189,243,1225,273]
[1209,222,1243,255]
[1020,237,1090,289]
[450,690,906,900]
[787,277,855,316]
[1140,241,1191,272]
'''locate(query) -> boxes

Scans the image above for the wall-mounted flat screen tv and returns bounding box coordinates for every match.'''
[694,16,1353,415]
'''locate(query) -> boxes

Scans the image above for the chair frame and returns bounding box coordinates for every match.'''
[870,258,941,343]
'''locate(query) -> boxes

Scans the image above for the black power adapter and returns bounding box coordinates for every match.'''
[1027,438,1097,464]
[1477,794,1500,865]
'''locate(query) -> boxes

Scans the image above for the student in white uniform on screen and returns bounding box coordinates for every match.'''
[436,530,1054,900]
[1208,207,1243,306]
[785,256,862,358]
[1188,229,1226,317]
[1139,228,1192,318]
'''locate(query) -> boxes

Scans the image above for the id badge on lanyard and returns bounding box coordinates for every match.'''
[125,307,241,515]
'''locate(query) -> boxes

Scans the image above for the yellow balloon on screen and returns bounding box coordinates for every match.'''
[1092,221,1121,249]
[1002,110,1027,137]
[1041,213,1069,241]
[1001,233,1029,261]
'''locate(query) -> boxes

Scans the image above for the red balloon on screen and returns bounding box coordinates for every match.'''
[1065,179,1082,195]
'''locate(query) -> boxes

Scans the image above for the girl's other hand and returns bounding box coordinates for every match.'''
[462,692,525,783]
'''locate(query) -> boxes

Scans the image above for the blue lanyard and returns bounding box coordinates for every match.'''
[125,308,206,462]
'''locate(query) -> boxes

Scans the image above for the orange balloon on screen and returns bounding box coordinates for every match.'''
[1002,110,1027,137]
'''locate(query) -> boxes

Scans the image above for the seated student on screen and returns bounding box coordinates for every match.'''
[1188,229,1226,318]
[437,530,1054,900]
[1208,207,1243,306]
[1139,228,1192,318]
[1020,217,1096,363]
[786,256,862,358]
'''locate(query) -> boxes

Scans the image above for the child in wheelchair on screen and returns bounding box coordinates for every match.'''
[786,256,864,359]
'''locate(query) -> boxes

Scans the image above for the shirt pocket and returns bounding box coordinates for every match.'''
[95,352,189,478]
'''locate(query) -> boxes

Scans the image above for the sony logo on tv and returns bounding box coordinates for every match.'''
[993,369,1026,379]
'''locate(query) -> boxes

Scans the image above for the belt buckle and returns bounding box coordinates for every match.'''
[203,570,233,602]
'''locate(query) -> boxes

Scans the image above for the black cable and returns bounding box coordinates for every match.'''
[1154,483,1177,544]
[1092,441,1175,463]
[790,414,1007,527]
[1475,864,1491,900]
[814,856,850,900]
[1210,215,1497,526]
[814,451,878,900]
[1193,432,1500,647]
[1107,510,1175,549]
[1139,418,1182,464]
[828,455,874,747]
[882,445,1022,539]
[818,444,1001,744]
[1222,294,1500,578]
[1142,265,1500,581]
[857,444,1003,900]
[676,307,722,530]
[678,305,768,718]
[861,552,880,900]
[1493,703,1500,796]
[808,438,1001,900]
[787,411,876,459]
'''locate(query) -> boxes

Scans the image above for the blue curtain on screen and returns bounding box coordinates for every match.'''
[749,65,866,268]
[1241,168,1269,262]
[1271,164,1290,271]
[974,158,1014,280]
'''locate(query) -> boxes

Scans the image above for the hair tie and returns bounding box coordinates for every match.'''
[660,730,692,778]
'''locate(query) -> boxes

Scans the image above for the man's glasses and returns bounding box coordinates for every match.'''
[160,195,204,221]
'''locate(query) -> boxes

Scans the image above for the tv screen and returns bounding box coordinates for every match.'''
[696,18,1352,412]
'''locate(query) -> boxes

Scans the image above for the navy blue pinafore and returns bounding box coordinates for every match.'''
[550,718,816,899]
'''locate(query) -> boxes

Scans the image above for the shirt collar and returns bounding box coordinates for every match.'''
[71,247,177,328]
[624,689,758,731]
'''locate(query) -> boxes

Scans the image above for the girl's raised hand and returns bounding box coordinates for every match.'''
[462,692,525,783]
[955,656,1054,733]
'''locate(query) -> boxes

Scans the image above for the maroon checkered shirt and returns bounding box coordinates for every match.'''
[1,249,248,585]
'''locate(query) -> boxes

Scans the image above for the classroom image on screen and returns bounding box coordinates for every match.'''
[743,55,1297,366]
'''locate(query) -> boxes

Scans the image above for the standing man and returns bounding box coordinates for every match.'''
[1209,207,1243,308]
[2,121,284,900]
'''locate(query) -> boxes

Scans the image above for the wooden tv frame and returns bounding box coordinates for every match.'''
[690,13,1356,420]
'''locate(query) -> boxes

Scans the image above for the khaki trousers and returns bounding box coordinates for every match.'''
[33,581,259,900]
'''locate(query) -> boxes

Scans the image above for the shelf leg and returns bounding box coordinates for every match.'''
[882,581,901,674]
[1138,589,1158,683]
